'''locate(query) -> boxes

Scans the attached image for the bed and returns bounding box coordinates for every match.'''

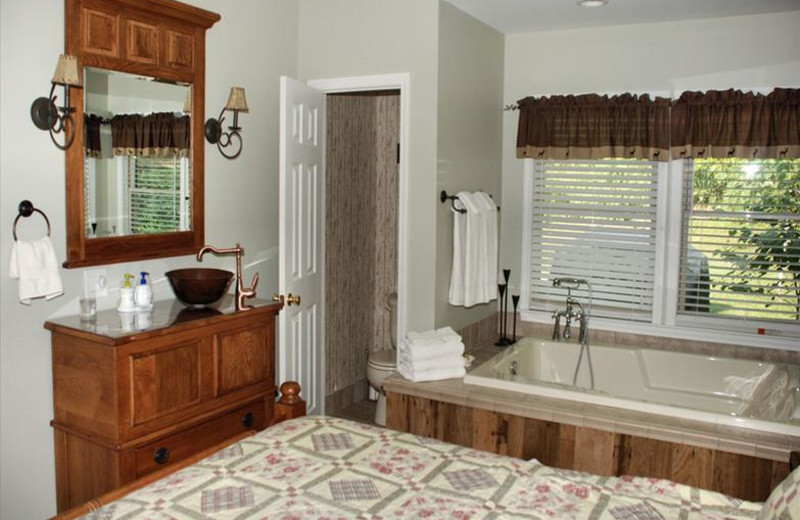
[52,415,798,520]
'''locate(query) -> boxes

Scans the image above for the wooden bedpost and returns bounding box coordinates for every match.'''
[271,381,307,425]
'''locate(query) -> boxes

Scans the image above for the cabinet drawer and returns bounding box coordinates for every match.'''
[135,401,266,477]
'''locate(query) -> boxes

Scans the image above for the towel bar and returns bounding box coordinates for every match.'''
[13,200,51,241]
[440,190,500,213]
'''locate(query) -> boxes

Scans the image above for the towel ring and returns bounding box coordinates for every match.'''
[13,200,51,241]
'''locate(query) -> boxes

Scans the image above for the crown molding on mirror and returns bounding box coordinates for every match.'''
[62,0,220,268]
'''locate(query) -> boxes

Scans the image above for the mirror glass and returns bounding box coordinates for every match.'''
[84,67,192,238]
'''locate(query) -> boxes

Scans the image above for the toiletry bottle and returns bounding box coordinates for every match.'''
[134,271,153,309]
[118,273,136,312]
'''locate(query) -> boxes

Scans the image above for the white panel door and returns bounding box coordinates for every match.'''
[279,76,326,415]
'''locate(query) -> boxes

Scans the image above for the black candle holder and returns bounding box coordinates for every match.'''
[495,269,514,347]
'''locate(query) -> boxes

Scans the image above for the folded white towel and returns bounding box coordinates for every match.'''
[397,364,466,383]
[398,353,465,373]
[400,337,465,361]
[9,237,63,305]
[407,326,460,343]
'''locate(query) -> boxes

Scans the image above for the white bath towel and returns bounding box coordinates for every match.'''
[407,326,460,343]
[448,191,497,307]
[397,364,466,383]
[474,191,498,298]
[9,236,63,305]
[399,338,465,361]
[398,353,465,373]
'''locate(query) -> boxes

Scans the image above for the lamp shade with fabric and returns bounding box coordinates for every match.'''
[52,54,81,86]
[225,87,248,112]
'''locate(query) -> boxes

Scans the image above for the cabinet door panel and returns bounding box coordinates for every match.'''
[131,341,202,424]
[83,8,119,57]
[126,19,158,64]
[216,325,269,395]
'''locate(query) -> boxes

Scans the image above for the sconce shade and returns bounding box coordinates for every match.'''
[52,54,81,86]
[225,87,248,112]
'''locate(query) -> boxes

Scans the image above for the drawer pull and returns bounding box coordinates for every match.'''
[242,411,254,428]
[154,447,171,465]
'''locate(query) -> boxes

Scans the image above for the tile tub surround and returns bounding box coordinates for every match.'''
[383,341,800,462]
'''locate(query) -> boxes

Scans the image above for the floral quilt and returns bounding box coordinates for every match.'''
[78,416,766,520]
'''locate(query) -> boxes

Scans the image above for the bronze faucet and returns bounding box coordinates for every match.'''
[197,243,259,311]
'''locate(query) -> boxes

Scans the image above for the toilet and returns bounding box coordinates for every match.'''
[367,292,398,426]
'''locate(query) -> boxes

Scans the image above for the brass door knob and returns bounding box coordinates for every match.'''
[272,293,301,306]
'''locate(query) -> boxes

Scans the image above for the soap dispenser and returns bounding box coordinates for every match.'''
[134,271,153,310]
[118,273,136,313]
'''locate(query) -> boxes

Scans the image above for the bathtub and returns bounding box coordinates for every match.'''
[464,337,800,436]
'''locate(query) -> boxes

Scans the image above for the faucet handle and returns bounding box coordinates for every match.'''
[249,272,259,291]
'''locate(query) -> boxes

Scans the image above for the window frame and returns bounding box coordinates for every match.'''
[125,155,191,235]
[519,158,800,350]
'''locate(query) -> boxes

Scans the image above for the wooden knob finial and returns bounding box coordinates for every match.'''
[279,381,301,405]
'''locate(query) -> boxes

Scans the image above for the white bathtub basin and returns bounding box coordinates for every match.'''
[464,337,800,436]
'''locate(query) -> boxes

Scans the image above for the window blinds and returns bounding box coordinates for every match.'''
[530,159,659,320]
[679,158,800,323]
[128,156,189,235]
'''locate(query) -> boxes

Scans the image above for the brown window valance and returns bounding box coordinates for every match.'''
[516,93,671,162]
[110,112,190,157]
[84,114,103,158]
[671,88,800,160]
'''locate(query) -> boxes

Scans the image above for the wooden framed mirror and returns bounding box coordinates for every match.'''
[63,0,219,268]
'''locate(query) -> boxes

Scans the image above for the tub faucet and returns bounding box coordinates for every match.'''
[551,277,595,389]
[197,242,259,311]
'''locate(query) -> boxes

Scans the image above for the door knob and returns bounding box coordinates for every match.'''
[272,293,301,306]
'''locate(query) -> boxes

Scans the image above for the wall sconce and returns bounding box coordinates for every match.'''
[205,86,248,159]
[30,54,82,150]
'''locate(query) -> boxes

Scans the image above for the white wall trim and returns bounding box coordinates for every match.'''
[307,72,411,357]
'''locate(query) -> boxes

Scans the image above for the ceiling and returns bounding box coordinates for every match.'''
[445,0,800,34]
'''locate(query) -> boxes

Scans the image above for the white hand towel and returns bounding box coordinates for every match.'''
[399,337,465,360]
[398,353,465,373]
[9,237,64,305]
[397,364,466,383]
[475,191,498,299]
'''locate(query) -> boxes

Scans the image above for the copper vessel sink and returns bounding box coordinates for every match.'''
[166,268,234,307]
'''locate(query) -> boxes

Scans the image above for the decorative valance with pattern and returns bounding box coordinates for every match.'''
[110,112,190,157]
[84,114,103,158]
[671,88,800,159]
[516,93,671,162]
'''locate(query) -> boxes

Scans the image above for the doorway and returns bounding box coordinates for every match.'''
[323,89,400,420]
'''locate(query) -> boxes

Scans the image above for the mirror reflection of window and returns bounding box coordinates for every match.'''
[83,67,192,238]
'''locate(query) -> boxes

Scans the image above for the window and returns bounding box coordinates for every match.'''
[127,155,190,235]
[679,158,800,324]
[528,159,662,321]
[522,157,799,342]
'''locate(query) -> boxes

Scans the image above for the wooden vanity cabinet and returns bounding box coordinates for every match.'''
[46,302,281,512]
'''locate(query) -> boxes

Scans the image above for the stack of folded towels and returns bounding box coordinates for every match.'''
[397,326,466,382]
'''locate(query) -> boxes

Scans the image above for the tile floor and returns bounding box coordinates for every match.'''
[330,398,378,425]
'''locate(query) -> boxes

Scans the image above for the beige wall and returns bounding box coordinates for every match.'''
[435,1,504,331]
[297,0,440,334]
[0,1,298,517]
[500,11,800,298]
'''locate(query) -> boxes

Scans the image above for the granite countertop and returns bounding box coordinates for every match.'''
[44,295,280,342]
